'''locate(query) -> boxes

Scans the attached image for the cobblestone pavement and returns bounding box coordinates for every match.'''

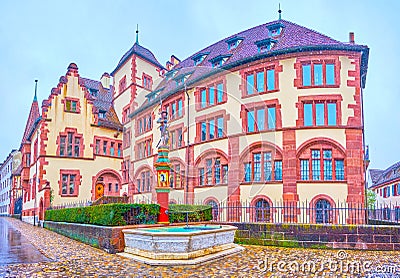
[0,218,399,278]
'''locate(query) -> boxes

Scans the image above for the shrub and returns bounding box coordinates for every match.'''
[45,204,160,226]
[168,204,212,223]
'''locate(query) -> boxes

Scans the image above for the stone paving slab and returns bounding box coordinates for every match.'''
[0,218,399,277]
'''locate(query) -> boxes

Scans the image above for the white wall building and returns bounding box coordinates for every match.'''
[0,150,17,216]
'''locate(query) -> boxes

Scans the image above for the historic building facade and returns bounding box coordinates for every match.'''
[114,18,369,223]
[370,162,400,208]
[0,150,18,216]
[20,64,123,224]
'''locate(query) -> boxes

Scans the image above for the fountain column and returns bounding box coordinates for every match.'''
[155,111,171,224]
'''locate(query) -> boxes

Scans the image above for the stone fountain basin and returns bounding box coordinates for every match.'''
[122,224,238,260]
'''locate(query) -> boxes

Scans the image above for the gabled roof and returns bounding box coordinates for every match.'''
[132,19,369,117]
[80,77,123,131]
[369,161,400,188]
[111,43,164,76]
[20,96,40,145]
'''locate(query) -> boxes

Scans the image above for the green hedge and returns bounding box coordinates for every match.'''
[168,204,212,223]
[45,204,160,226]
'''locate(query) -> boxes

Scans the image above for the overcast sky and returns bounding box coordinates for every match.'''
[0,0,399,170]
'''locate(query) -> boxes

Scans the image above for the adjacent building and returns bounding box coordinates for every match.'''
[0,150,18,216]
[114,18,369,223]
[369,162,400,207]
[20,64,123,224]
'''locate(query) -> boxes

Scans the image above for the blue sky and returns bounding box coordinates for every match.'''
[0,0,399,170]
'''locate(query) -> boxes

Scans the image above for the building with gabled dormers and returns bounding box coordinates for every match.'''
[114,17,369,224]
[0,150,18,216]
[369,162,400,207]
[20,63,123,224]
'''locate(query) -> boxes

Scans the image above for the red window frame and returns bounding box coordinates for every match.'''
[297,95,342,128]
[135,136,153,160]
[57,128,84,158]
[58,170,81,197]
[163,94,185,121]
[241,150,282,183]
[295,57,340,89]
[63,97,81,113]
[196,156,228,187]
[119,76,127,94]
[93,136,122,158]
[142,73,153,90]
[298,145,346,182]
[135,112,153,136]
[195,79,227,111]
[169,124,184,150]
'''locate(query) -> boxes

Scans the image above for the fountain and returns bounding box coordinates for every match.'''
[119,110,243,265]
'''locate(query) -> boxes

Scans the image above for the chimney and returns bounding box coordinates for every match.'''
[170,55,180,66]
[100,72,110,89]
[166,61,173,71]
[349,32,355,44]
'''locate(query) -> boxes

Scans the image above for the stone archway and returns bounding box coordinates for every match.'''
[92,169,122,201]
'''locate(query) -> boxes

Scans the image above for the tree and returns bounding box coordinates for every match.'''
[366,189,377,209]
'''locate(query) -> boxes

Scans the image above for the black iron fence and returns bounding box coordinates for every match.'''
[46,198,400,225]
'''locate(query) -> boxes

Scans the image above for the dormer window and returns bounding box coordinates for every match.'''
[146,90,160,102]
[192,52,209,66]
[89,89,98,97]
[255,38,277,53]
[99,110,106,119]
[209,54,232,68]
[174,72,193,86]
[266,22,285,38]
[226,37,243,50]
[165,69,178,81]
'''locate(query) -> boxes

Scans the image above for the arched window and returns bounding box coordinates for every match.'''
[241,143,282,183]
[134,167,154,193]
[206,200,219,221]
[255,199,271,222]
[195,150,228,186]
[298,140,345,181]
[169,160,185,189]
[315,199,332,224]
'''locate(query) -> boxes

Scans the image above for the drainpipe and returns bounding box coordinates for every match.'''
[185,84,190,205]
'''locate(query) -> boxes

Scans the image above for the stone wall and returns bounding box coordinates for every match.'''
[228,222,400,251]
[44,221,143,254]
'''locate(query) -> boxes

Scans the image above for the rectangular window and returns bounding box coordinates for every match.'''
[311,150,321,180]
[326,64,335,85]
[62,174,68,194]
[171,102,176,119]
[67,133,73,156]
[177,128,183,148]
[108,183,112,192]
[302,64,311,86]
[267,107,276,129]
[117,143,122,157]
[274,161,282,180]
[74,138,80,157]
[247,111,255,132]
[244,163,251,182]
[209,86,215,105]
[222,165,228,184]
[300,159,309,180]
[199,168,205,186]
[316,103,325,126]
[60,136,66,156]
[103,141,107,155]
[61,174,76,195]
[170,131,176,148]
[267,69,275,91]
[201,122,207,141]
[264,152,272,181]
[110,142,115,156]
[215,158,221,184]
[178,99,183,117]
[304,103,313,126]
[217,117,224,138]
[65,100,78,112]
[209,119,215,139]
[95,139,100,154]
[115,183,119,192]
[327,103,337,126]
[253,153,261,182]
[314,64,323,85]
[256,71,264,92]
[323,150,332,180]
[246,74,254,95]
[201,89,207,108]
[217,83,224,103]
[335,159,344,180]
[206,159,212,184]
[257,109,265,131]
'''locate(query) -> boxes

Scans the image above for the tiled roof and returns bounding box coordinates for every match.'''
[111,43,164,76]
[133,19,369,117]
[80,78,123,131]
[369,161,400,188]
[21,97,40,144]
